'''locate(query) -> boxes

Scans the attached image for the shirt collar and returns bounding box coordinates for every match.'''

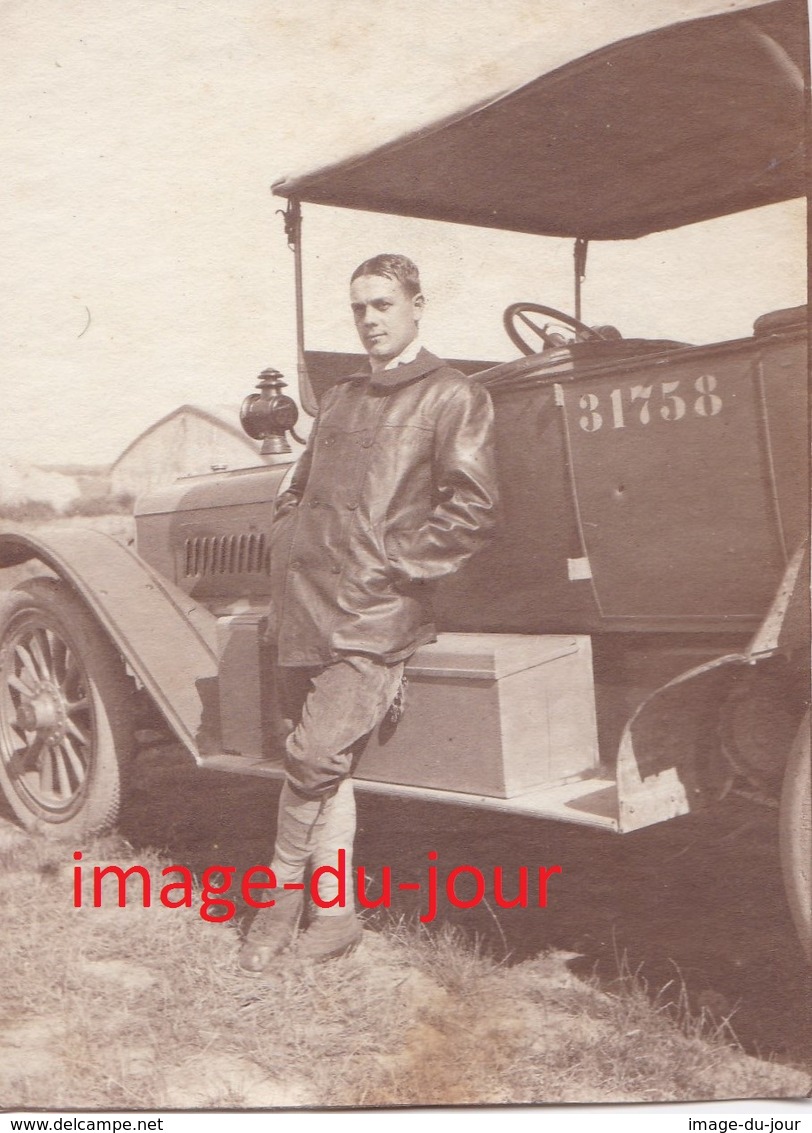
[377,336,422,372]
[340,347,446,389]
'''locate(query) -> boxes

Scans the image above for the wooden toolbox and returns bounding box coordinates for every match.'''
[355,633,599,798]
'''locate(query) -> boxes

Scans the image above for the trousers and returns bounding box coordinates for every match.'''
[279,654,406,799]
[270,654,406,912]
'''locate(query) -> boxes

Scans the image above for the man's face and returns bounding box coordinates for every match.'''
[350,274,424,363]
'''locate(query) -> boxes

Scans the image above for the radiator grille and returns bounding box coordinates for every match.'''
[184,533,270,576]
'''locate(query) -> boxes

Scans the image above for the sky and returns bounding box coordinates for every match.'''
[0,0,806,467]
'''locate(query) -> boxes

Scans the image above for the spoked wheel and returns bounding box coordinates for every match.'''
[780,712,811,963]
[0,578,134,836]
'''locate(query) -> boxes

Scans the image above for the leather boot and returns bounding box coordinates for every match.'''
[238,887,304,972]
[295,911,363,962]
[270,782,327,885]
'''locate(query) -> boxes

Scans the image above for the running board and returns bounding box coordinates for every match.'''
[198,753,619,832]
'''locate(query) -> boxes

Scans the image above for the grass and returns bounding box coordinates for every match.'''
[0,827,808,1110]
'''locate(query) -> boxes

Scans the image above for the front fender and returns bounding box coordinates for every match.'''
[746,540,810,660]
[615,541,811,832]
[0,527,218,759]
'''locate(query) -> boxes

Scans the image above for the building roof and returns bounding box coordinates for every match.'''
[111,404,254,468]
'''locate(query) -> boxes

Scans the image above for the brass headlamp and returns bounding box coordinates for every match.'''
[240,368,302,456]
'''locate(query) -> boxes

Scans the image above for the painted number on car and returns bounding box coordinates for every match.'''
[577,375,722,433]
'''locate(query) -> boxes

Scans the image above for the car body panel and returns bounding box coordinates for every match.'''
[437,318,807,635]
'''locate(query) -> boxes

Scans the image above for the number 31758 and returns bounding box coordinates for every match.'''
[577,375,722,433]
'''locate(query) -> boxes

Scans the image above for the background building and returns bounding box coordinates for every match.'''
[111,404,268,496]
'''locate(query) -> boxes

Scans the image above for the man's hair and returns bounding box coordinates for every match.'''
[350,254,422,298]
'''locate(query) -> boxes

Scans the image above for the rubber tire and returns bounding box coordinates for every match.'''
[0,577,134,837]
[779,712,811,963]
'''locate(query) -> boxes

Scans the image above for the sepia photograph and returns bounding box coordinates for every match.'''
[0,0,809,1115]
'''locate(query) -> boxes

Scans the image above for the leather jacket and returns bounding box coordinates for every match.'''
[269,348,499,665]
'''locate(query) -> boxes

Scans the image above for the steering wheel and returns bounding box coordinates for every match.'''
[503,302,604,355]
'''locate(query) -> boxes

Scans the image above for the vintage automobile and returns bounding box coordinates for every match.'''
[0,0,808,958]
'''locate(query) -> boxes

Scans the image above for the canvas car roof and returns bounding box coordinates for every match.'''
[273,0,807,241]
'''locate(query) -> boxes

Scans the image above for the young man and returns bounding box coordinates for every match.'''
[240,253,499,968]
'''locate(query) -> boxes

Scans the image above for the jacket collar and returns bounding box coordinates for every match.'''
[339,347,447,390]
